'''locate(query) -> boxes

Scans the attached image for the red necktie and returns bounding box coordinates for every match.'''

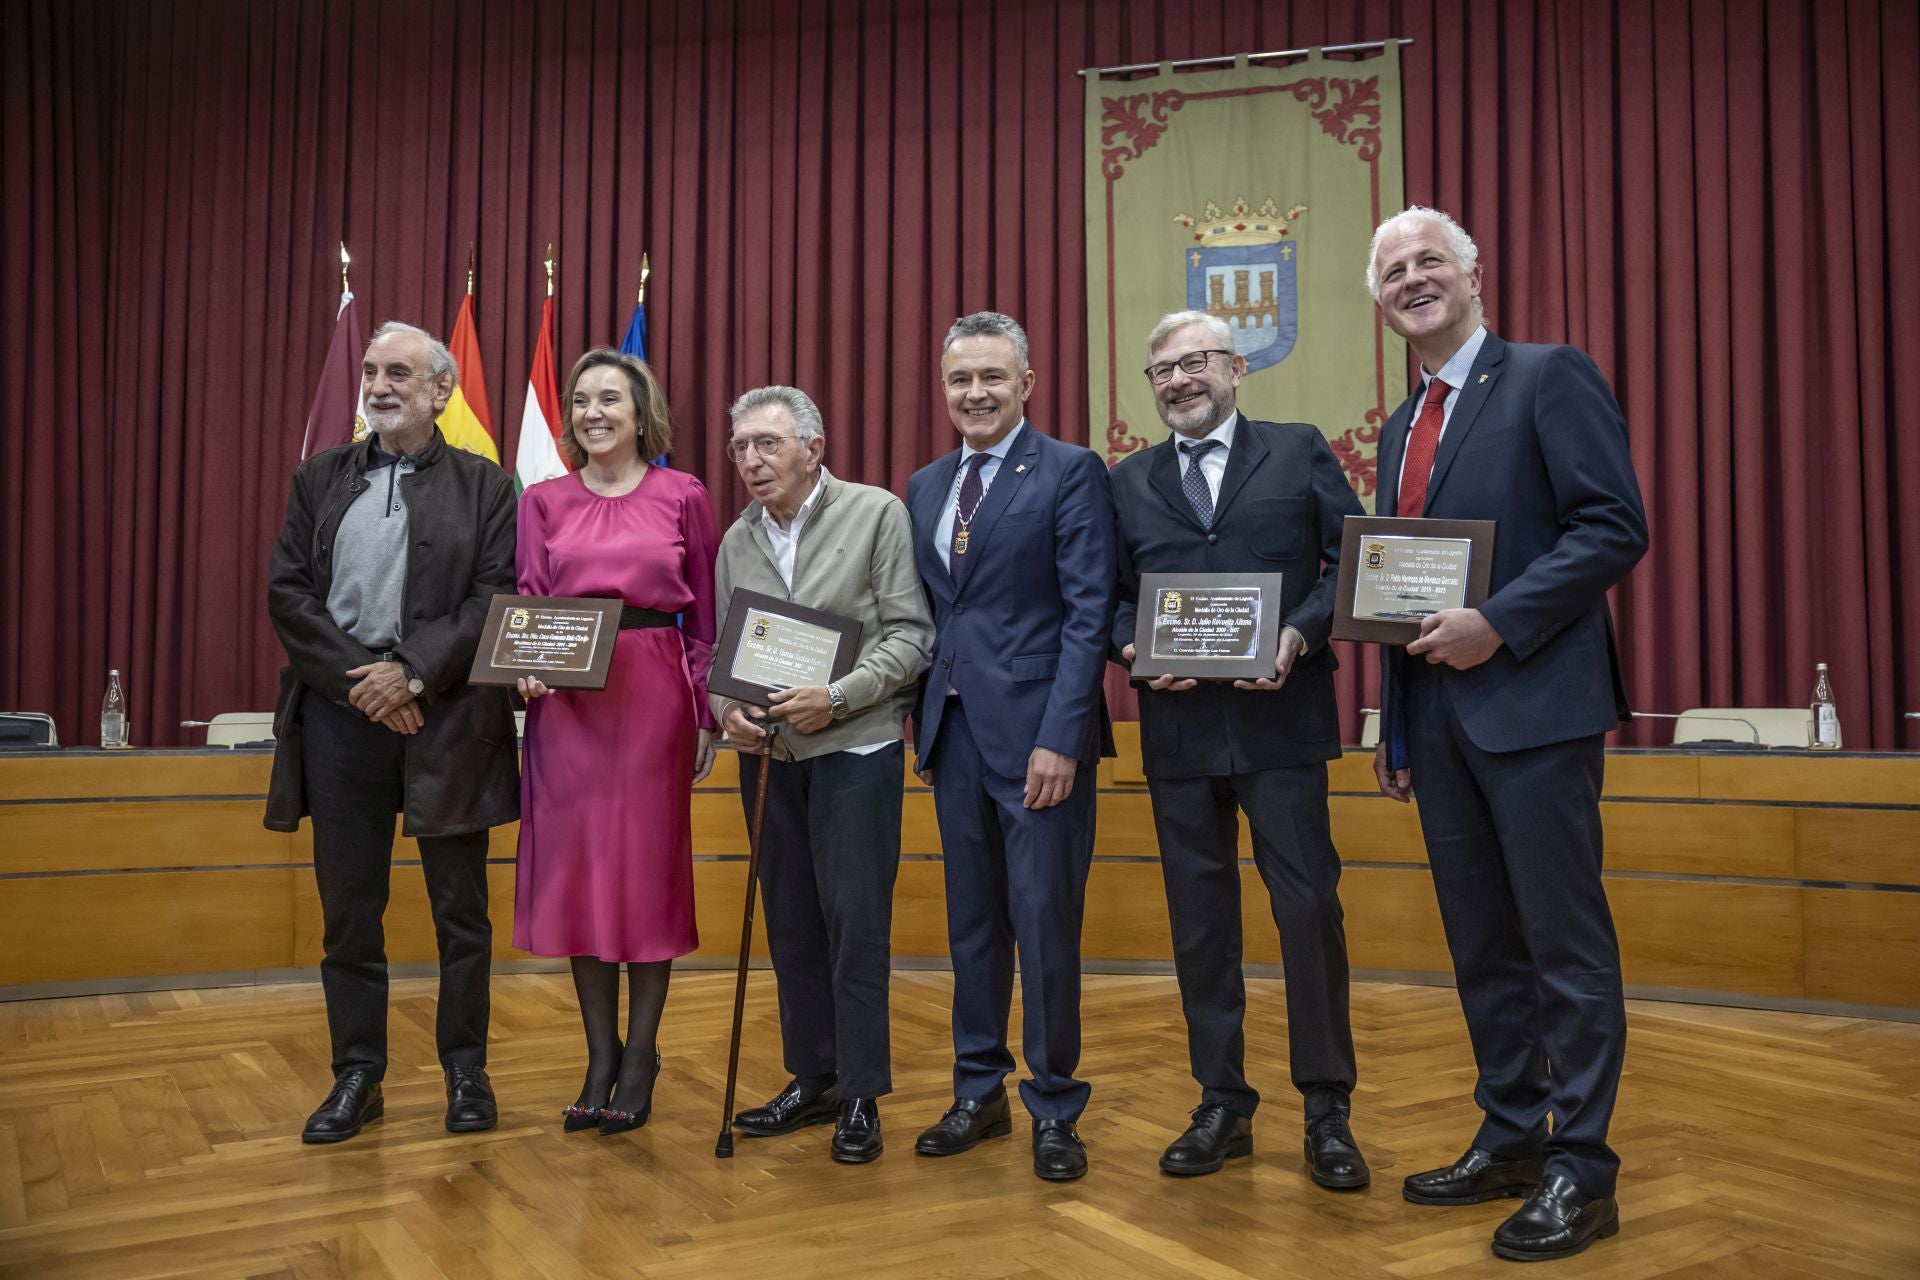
[1396,378,1451,517]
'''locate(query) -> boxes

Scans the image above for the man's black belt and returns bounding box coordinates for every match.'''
[620,605,678,630]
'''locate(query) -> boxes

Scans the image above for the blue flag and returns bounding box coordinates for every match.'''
[620,302,666,467]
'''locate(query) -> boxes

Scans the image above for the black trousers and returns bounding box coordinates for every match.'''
[300,689,492,1080]
[1147,763,1356,1121]
[1401,663,1625,1198]
[738,741,904,1098]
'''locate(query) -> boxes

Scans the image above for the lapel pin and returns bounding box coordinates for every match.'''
[1015,464,1027,473]
[1478,373,1488,384]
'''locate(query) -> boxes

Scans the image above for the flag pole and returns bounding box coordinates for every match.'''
[638,251,650,305]
[467,243,475,296]
[545,244,555,299]
[340,242,351,295]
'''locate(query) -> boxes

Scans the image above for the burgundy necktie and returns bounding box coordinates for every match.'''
[1396,378,1451,518]
[949,453,990,564]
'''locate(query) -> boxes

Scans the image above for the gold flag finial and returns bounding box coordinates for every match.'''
[638,251,651,305]
[544,243,555,298]
[466,243,475,296]
[340,242,351,294]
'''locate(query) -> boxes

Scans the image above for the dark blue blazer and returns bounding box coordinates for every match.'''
[906,424,1118,779]
[1110,417,1363,779]
[1377,331,1648,761]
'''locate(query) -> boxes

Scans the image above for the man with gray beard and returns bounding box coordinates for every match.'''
[1109,309,1369,1188]
[267,321,519,1144]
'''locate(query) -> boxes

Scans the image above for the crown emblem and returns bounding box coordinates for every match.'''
[1173,197,1307,246]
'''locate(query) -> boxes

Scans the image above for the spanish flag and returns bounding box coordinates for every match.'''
[437,292,500,462]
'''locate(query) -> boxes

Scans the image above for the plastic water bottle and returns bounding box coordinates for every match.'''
[100,669,128,748]
[1809,662,1841,750]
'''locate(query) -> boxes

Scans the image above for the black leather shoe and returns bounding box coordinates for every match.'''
[914,1090,1013,1156]
[1403,1147,1546,1205]
[1032,1118,1088,1181]
[444,1065,498,1133]
[1159,1102,1253,1176]
[830,1098,883,1164]
[301,1070,383,1144]
[1303,1109,1369,1190]
[1492,1174,1620,1261]
[734,1078,841,1136]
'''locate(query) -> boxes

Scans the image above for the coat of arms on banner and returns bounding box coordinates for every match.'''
[1176,197,1305,373]
[1085,50,1408,507]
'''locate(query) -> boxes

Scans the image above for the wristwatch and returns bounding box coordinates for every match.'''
[402,663,425,697]
[827,682,850,720]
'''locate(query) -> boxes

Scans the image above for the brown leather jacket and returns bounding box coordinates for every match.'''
[264,429,519,836]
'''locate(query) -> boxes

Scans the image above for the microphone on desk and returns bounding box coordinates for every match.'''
[1629,710,1767,749]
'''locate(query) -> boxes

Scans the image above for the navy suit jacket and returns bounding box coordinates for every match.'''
[1111,417,1363,779]
[1377,331,1649,763]
[907,424,1118,779]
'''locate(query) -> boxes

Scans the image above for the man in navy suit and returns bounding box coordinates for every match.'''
[906,311,1117,1181]
[1109,310,1370,1188]
[1367,207,1648,1261]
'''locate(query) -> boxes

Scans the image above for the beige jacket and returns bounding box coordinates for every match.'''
[711,467,934,761]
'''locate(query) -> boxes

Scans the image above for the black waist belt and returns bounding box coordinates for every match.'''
[620,605,678,630]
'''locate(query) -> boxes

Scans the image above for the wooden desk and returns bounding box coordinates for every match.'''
[3,731,1915,1012]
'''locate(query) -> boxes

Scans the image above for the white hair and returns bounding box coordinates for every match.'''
[368,320,458,389]
[1145,309,1234,360]
[728,385,824,443]
[1365,206,1480,301]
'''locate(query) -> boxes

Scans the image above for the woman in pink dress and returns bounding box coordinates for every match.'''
[513,348,718,1134]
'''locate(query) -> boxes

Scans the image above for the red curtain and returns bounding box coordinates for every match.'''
[3,0,1916,748]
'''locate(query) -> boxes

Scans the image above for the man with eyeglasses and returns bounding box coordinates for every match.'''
[267,321,519,1144]
[1109,309,1369,1189]
[711,385,933,1164]
[905,312,1116,1181]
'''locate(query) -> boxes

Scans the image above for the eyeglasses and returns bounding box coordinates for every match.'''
[1144,348,1234,386]
[727,434,798,460]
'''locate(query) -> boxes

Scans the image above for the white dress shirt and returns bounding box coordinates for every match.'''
[761,474,822,589]
[935,421,1024,574]
[1174,411,1238,503]
[1396,324,1489,494]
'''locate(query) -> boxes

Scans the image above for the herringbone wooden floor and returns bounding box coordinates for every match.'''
[1,971,1915,1278]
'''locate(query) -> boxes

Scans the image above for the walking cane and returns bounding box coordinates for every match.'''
[715,722,777,1158]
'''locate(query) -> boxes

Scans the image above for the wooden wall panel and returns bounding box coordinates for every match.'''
[1794,810,1920,886]
[1601,802,1796,878]
[1341,867,1450,972]
[1803,889,1920,1007]
[0,869,294,983]
[1330,796,1427,861]
[0,801,295,873]
[1612,879,1803,996]
[1602,753,1702,798]
[1699,755,1920,805]
[0,753,272,801]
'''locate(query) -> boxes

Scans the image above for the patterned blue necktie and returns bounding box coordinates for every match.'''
[1180,439,1222,526]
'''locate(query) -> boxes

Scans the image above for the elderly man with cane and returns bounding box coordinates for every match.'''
[709,385,933,1163]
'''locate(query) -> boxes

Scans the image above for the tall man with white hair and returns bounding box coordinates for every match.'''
[1366,207,1647,1260]
[906,312,1116,1181]
[713,385,933,1164]
[1109,309,1369,1188]
[267,321,520,1144]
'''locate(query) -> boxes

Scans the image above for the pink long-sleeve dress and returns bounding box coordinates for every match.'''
[512,468,718,962]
